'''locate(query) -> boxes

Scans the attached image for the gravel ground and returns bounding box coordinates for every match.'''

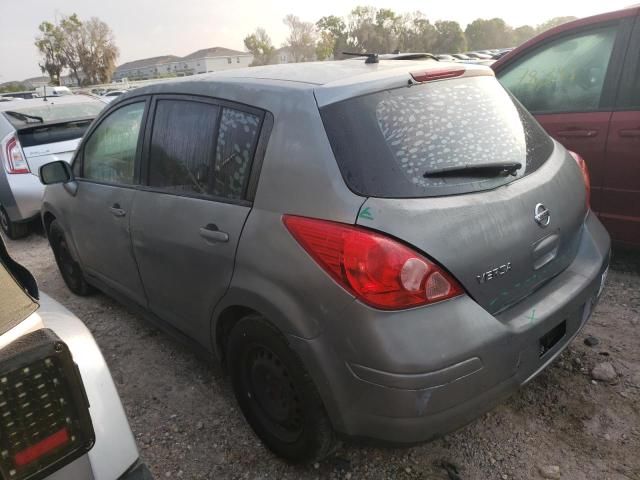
[4,233,640,480]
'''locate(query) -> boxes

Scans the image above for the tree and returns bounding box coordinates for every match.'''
[537,16,578,33]
[397,12,437,52]
[433,20,467,53]
[58,14,85,86]
[465,18,513,50]
[34,21,66,86]
[316,15,348,59]
[316,31,335,61]
[283,15,317,62]
[81,18,119,84]
[512,25,537,46]
[244,28,276,66]
[43,13,120,86]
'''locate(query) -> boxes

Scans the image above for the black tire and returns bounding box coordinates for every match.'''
[48,220,95,296]
[227,315,336,463]
[0,207,29,239]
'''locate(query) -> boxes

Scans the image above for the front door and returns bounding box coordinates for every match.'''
[131,96,264,341]
[71,100,148,306]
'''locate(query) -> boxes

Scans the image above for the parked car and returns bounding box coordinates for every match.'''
[0,236,151,479]
[451,53,471,60]
[101,91,127,104]
[493,6,640,247]
[0,95,104,238]
[466,52,493,59]
[39,59,610,463]
[35,86,73,98]
[0,92,39,100]
[436,54,457,61]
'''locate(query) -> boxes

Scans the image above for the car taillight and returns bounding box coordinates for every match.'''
[4,137,30,174]
[283,215,464,310]
[0,329,94,480]
[569,151,591,210]
[410,68,465,82]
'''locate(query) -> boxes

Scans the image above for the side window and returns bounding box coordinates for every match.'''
[498,25,618,113]
[83,102,145,184]
[620,53,640,109]
[148,100,261,201]
[148,99,220,196]
[213,108,261,200]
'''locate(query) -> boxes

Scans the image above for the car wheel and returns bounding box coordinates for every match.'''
[49,220,95,296]
[227,314,336,463]
[0,207,29,239]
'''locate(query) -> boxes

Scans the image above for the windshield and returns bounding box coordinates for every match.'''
[3,101,104,127]
[320,76,554,198]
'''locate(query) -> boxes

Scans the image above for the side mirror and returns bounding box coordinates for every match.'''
[39,161,73,185]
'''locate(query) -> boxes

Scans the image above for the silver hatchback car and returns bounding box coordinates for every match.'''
[0,96,104,238]
[39,59,610,463]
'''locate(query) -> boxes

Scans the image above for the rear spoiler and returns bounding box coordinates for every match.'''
[314,64,494,107]
[13,116,96,134]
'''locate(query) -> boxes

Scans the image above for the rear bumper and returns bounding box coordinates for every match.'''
[2,173,44,222]
[291,211,611,443]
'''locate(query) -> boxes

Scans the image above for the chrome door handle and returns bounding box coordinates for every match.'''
[199,224,229,243]
[110,204,126,217]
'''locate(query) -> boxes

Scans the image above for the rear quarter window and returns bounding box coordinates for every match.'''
[320,76,554,198]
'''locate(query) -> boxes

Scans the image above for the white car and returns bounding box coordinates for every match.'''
[100,91,128,104]
[0,95,105,238]
[0,237,151,479]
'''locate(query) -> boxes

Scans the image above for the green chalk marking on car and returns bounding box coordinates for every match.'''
[527,309,536,325]
[359,207,374,220]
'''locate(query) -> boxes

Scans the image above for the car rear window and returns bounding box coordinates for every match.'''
[3,101,103,127]
[320,76,554,198]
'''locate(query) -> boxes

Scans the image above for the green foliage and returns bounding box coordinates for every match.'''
[513,25,537,46]
[35,13,119,86]
[433,20,467,53]
[0,82,29,94]
[34,20,66,85]
[245,7,580,64]
[283,15,317,62]
[537,16,578,34]
[465,18,513,50]
[244,28,276,66]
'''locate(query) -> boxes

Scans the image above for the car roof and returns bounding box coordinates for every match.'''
[128,59,494,107]
[0,94,100,112]
[493,6,640,71]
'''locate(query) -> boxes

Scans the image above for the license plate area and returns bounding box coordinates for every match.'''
[539,320,567,358]
[0,329,94,480]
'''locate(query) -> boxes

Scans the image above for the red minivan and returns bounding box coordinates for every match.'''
[493,7,640,248]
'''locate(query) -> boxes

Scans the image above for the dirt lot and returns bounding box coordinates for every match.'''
[4,233,640,480]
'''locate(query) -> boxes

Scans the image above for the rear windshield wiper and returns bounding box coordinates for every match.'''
[423,161,522,178]
[3,111,44,124]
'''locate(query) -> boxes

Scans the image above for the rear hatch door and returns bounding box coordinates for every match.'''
[320,71,588,314]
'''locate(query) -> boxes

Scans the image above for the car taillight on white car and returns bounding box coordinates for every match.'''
[283,215,464,310]
[569,151,591,210]
[4,137,30,174]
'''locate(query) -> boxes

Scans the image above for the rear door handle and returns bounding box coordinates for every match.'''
[199,223,229,243]
[110,204,126,217]
[619,128,640,138]
[557,129,598,138]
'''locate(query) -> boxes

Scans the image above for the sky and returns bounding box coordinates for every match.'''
[0,0,635,81]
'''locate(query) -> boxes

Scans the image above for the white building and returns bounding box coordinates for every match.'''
[113,47,253,81]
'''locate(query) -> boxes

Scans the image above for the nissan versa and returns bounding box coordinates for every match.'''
[38,58,611,463]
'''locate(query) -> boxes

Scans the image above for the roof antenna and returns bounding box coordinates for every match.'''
[43,84,47,102]
[342,52,379,64]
